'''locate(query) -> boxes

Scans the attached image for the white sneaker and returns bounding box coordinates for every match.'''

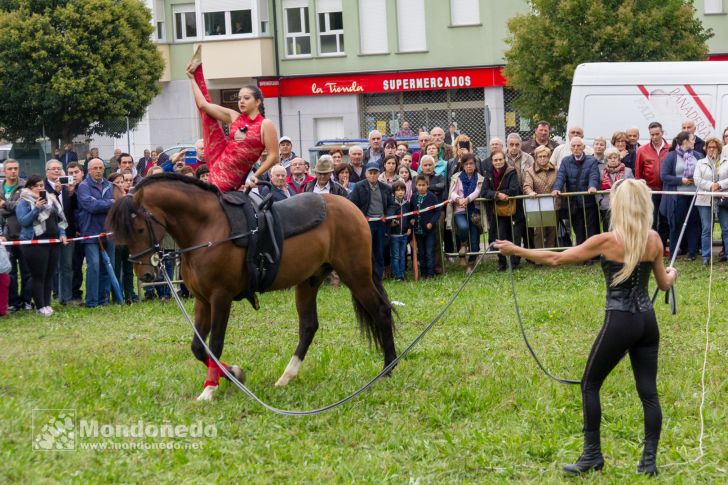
[37,307,51,317]
[43,306,54,315]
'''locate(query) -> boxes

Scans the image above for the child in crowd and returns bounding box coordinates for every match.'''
[410,175,440,278]
[390,181,411,281]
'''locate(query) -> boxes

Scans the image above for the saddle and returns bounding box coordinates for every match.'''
[219,190,327,308]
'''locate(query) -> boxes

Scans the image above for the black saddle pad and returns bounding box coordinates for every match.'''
[220,191,255,247]
[271,193,327,239]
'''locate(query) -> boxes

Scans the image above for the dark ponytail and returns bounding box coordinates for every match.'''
[242,84,265,117]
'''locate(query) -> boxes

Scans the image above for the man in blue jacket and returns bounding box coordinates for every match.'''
[552,136,600,247]
[348,162,395,280]
[76,158,115,307]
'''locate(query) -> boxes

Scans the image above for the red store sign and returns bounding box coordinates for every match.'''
[258,66,505,98]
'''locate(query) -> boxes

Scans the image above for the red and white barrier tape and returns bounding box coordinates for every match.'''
[366,200,450,222]
[1,232,111,246]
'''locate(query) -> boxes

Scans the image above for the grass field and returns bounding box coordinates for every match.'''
[1,256,726,483]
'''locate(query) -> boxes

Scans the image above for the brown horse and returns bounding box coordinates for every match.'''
[107,174,397,400]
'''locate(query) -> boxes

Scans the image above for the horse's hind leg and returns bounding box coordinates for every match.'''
[275,279,323,387]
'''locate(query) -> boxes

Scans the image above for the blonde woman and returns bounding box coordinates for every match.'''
[496,179,677,477]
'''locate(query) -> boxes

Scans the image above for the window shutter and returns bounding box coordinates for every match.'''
[201,0,252,13]
[283,0,309,8]
[396,0,425,52]
[359,0,388,54]
[451,0,480,26]
[258,0,270,21]
[172,3,195,14]
[316,0,341,13]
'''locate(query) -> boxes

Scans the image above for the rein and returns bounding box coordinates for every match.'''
[505,254,581,385]
[127,207,258,265]
[160,254,484,416]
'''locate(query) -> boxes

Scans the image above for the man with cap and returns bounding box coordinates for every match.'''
[303,155,349,196]
[279,136,296,173]
[348,162,396,280]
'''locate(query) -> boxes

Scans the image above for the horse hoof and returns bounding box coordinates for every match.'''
[275,356,301,387]
[274,375,293,387]
[196,385,217,401]
[230,365,245,383]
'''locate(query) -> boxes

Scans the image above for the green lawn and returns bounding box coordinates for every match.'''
[1,257,726,483]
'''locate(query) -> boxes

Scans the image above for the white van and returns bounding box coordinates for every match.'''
[567,61,728,145]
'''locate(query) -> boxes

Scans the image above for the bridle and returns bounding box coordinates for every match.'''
[127,204,258,269]
[128,207,168,268]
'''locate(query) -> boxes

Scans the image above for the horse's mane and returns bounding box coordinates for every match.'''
[133,172,221,195]
[107,173,219,243]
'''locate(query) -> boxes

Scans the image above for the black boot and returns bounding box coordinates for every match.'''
[636,439,659,476]
[563,431,604,475]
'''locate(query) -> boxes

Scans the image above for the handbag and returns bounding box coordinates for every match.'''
[469,210,483,231]
[495,199,516,217]
[494,173,516,217]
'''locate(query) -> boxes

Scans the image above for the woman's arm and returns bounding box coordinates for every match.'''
[651,232,677,290]
[659,153,683,186]
[495,232,609,266]
[693,161,712,192]
[252,119,280,180]
[16,200,38,228]
[188,75,240,125]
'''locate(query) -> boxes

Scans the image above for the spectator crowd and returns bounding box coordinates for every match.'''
[2,117,727,317]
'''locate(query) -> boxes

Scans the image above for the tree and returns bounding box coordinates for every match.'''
[504,0,713,134]
[0,0,164,146]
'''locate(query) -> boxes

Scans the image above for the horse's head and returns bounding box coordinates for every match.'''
[106,194,167,283]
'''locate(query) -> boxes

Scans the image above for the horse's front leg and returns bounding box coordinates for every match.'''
[196,295,243,401]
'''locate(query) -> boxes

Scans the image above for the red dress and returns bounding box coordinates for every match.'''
[193,66,265,192]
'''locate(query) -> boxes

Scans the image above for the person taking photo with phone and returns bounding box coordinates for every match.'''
[43,159,75,305]
[16,174,68,316]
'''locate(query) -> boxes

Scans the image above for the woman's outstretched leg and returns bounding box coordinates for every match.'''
[190,59,227,166]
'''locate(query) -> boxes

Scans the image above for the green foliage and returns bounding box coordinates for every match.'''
[0,0,164,144]
[504,0,713,134]
[0,260,726,481]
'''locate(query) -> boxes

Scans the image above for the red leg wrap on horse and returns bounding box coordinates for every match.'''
[204,357,228,387]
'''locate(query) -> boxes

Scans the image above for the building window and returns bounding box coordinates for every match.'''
[359,0,388,54]
[450,0,480,26]
[317,0,344,55]
[396,0,426,52]
[704,0,725,14]
[284,1,311,57]
[259,0,270,34]
[153,0,165,41]
[201,1,254,37]
[173,4,197,41]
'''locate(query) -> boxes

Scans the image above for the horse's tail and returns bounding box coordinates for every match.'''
[352,272,397,351]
